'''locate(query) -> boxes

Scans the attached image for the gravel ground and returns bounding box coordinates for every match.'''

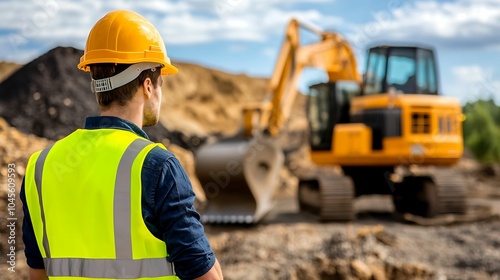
[206,202,500,280]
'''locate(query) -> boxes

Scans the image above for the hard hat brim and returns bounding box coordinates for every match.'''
[78,10,178,76]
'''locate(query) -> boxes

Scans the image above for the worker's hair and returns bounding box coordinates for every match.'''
[89,64,161,109]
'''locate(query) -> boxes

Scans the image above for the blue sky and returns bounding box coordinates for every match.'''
[0,0,499,103]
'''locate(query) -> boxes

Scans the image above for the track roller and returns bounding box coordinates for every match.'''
[393,167,467,217]
[298,169,355,221]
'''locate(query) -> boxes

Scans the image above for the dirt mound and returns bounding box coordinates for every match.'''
[0,118,52,276]
[0,47,180,144]
[0,47,271,150]
[0,47,100,139]
[160,62,268,137]
[0,118,51,178]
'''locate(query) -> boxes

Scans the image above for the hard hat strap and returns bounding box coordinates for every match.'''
[91,63,161,93]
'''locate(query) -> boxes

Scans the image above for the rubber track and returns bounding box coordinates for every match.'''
[430,168,468,215]
[299,169,355,221]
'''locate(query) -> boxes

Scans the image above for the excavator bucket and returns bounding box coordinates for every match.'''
[195,136,283,224]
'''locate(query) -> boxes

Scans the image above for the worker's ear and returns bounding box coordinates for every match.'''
[142,77,154,100]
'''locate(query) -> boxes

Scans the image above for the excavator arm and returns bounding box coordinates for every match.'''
[243,18,361,138]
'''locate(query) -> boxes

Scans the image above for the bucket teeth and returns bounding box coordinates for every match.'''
[201,215,254,224]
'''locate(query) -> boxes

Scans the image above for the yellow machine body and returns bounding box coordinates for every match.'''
[312,94,463,166]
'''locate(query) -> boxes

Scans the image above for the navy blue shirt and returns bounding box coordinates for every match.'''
[21,116,215,280]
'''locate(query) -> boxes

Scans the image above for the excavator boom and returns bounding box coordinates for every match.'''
[254,19,360,137]
[195,18,360,224]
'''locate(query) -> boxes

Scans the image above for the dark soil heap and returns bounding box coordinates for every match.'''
[0,47,97,139]
[0,47,189,148]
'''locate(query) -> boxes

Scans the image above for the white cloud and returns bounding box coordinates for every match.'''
[347,0,500,50]
[157,2,341,44]
[452,65,490,84]
[227,44,246,53]
[262,48,276,58]
[449,65,500,103]
[0,0,340,63]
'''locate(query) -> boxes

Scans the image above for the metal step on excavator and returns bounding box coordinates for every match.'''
[195,18,468,224]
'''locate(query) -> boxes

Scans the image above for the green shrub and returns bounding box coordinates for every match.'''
[463,99,500,163]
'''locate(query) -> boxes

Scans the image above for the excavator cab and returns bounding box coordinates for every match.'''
[363,46,438,95]
[308,46,440,153]
[308,82,359,151]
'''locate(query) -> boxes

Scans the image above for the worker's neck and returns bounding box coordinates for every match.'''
[100,103,143,129]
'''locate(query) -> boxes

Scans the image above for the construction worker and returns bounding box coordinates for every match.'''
[21,10,223,280]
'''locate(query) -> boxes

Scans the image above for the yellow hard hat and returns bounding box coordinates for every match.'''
[78,10,178,75]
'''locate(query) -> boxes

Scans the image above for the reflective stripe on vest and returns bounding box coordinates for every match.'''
[32,137,175,279]
[34,143,54,259]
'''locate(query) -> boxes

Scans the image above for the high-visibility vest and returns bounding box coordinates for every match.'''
[25,128,179,279]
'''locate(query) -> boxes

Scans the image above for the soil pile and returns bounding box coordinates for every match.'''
[0,118,51,279]
[0,47,270,150]
[0,118,52,180]
[0,47,99,140]
[0,47,187,146]
[160,62,269,137]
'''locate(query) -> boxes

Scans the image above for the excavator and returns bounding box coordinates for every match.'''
[195,18,466,224]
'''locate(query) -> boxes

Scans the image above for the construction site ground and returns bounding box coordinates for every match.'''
[204,175,500,280]
[3,117,499,280]
[1,49,500,279]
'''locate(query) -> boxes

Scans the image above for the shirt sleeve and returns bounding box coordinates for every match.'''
[20,178,45,269]
[149,155,215,280]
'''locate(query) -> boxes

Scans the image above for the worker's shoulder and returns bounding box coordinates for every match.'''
[143,145,179,171]
[26,142,52,165]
